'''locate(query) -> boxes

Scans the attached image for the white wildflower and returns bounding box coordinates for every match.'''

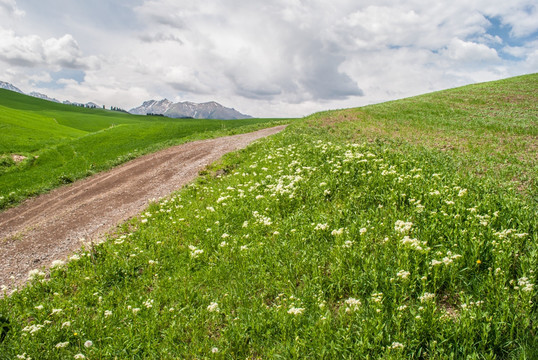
[84,340,93,348]
[331,228,344,236]
[342,240,354,248]
[314,223,328,231]
[396,270,410,279]
[518,277,534,292]
[55,341,69,348]
[61,321,71,328]
[74,354,86,359]
[189,245,204,258]
[207,302,220,312]
[212,347,219,353]
[344,298,361,312]
[104,310,112,317]
[419,292,435,302]
[390,342,404,349]
[51,260,65,268]
[287,307,305,315]
[371,292,383,303]
[22,324,44,334]
[400,236,426,251]
[28,269,45,280]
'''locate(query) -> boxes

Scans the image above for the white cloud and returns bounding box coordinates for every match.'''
[0,0,24,17]
[0,29,98,70]
[0,0,536,117]
[444,38,500,63]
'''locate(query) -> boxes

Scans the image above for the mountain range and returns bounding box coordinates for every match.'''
[129,99,251,120]
[1,81,252,119]
[0,81,24,94]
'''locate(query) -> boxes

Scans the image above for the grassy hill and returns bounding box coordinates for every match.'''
[0,90,286,209]
[0,74,536,359]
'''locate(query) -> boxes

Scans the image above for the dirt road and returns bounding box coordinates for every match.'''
[0,125,286,291]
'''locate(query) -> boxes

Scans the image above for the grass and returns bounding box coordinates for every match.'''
[307,73,537,196]
[0,90,288,209]
[0,74,536,359]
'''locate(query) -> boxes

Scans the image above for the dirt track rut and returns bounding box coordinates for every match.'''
[0,125,286,291]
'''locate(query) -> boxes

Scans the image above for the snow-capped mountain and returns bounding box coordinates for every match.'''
[0,81,24,94]
[130,99,174,115]
[129,99,252,120]
[29,92,60,103]
[1,81,251,119]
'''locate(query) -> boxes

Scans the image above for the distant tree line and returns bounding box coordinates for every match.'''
[111,106,128,113]
[147,113,165,117]
[68,103,98,109]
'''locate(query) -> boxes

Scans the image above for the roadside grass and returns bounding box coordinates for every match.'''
[0,74,536,359]
[0,90,288,209]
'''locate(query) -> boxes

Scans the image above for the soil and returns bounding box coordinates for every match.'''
[0,125,286,292]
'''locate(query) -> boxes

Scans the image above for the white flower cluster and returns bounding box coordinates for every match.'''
[331,228,344,236]
[314,223,328,231]
[400,236,428,251]
[27,269,45,281]
[188,245,204,258]
[253,211,272,226]
[342,240,354,248]
[371,292,383,303]
[50,260,65,268]
[516,277,534,292]
[394,220,413,233]
[344,297,361,312]
[430,252,461,266]
[287,306,305,315]
[266,174,303,197]
[419,292,435,302]
[207,302,220,312]
[22,324,44,334]
[396,270,410,280]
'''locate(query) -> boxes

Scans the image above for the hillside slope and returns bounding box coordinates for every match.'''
[308,73,537,193]
[0,74,536,359]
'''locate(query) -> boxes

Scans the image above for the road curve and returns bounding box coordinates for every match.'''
[0,125,287,291]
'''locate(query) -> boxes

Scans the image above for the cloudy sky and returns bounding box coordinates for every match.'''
[0,0,537,117]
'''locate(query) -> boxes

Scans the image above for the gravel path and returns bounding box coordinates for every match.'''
[0,125,286,292]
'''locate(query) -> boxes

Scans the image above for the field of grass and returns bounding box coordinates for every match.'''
[0,74,536,359]
[0,90,287,209]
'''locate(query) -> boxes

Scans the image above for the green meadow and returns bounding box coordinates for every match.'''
[0,90,286,209]
[0,74,536,359]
